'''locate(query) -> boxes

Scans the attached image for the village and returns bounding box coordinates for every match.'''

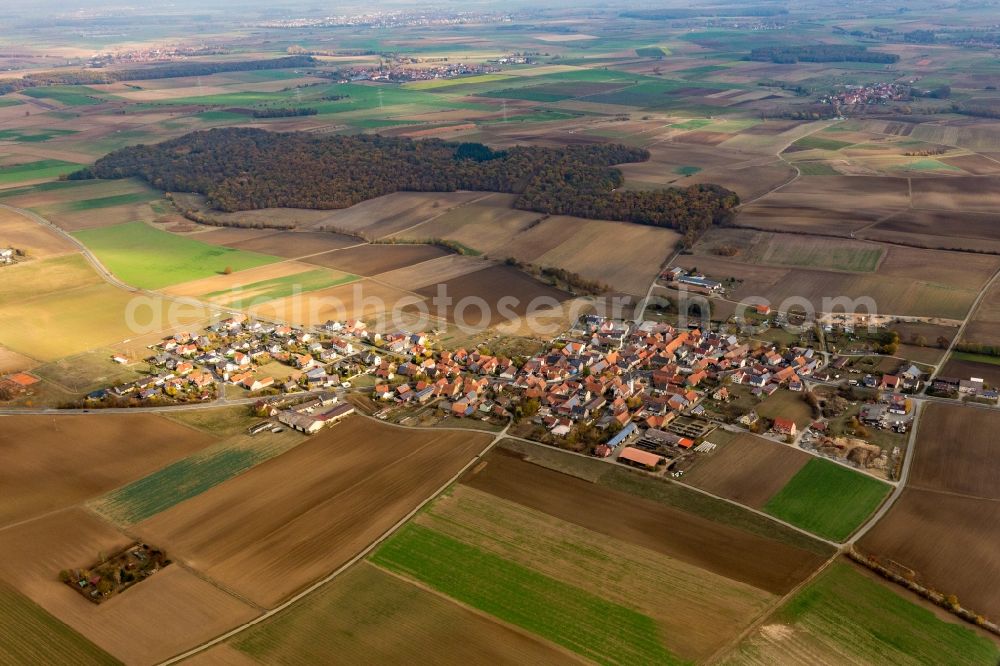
[7,289,980,483]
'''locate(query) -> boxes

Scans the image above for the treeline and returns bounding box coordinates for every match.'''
[954,342,1000,358]
[951,102,1000,120]
[251,107,318,118]
[0,56,316,96]
[73,128,738,235]
[748,45,899,64]
[622,7,787,19]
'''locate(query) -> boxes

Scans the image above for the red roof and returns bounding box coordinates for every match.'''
[619,447,663,467]
[7,373,38,387]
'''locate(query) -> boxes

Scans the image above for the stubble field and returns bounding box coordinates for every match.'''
[134,417,492,608]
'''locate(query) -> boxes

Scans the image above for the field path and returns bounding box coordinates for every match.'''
[929,264,1000,382]
[157,417,512,665]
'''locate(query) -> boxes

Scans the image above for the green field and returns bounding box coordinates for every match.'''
[675,165,703,176]
[0,128,77,142]
[0,159,83,185]
[636,47,668,57]
[372,523,682,665]
[0,583,119,665]
[405,73,515,90]
[792,136,854,151]
[725,562,1000,664]
[92,434,301,526]
[763,459,891,541]
[41,191,160,214]
[673,118,713,130]
[0,97,23,108]
[72,221,279,289]
[21,85,110,106]
[206,268,359,306]
[797,161,840,175]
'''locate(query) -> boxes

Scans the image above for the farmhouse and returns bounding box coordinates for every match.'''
[772,417,797,437]
[618,446,664,469]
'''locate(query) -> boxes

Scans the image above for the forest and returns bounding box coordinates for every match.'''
[73,128,738,235]
[748,45,899,64]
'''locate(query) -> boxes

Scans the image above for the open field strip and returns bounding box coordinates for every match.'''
[0,583,119,665]
[721,562,1000,665]
[762,459,892,542]
[372,522,684,665]
[89,430,304,527]
[72,221,280,290]
[204,562,577,665]
[400,484,777,662]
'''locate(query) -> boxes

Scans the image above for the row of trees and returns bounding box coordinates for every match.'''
[75,128,739,234]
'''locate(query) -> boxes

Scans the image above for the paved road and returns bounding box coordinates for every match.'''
[848,400,921,544]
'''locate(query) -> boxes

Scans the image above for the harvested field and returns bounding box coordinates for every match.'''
[91,430,304,526]
[674,253,986,320]
[939,154,1000,175]
[0,346,37,373]
[0,582,118,665]
[0,253,99,302]
[374,523,684,665]
[0,283,210,361]
[683,433,809,508]
[163,261,337,298]
[134,417,492,608]
[215,230,360,257]
[304,243,450,275]
[0,508,258,666]
[187,227,284,245]
[911,176,1000,213]
[0,413,216,527]
[859,488,1000,622]
[297,191,487,238]
[497,216,681,295]
[391,193,541,255]
[909,403,1000,500]
[215,562,573,665]
[0,206,77,257]
[374,254,486,291]
[737,175,910,234]
[415,265,571,323]
[408,485,776,662]
[249,278,425,326]
[462,449,827,594]
[723,561,1000,665]
[692,228,883,273]
[940,356,1000,386]
[868,209,1000,250]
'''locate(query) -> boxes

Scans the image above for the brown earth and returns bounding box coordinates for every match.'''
[0,414,217,527]
[134,417,492,608]
[682,433,810,508]
[0,207,78,257]
[0,508,258,665]
[190,562,576,666]
[415,264,571,322]
[939,154,1000,175]
[859,487,1000,622]
[305,243,449,276]
[939,357,1000,386]
[910,176,1000,213]
[218,230,360,258]
[461,450,826,595]
[909,403,1000,501]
